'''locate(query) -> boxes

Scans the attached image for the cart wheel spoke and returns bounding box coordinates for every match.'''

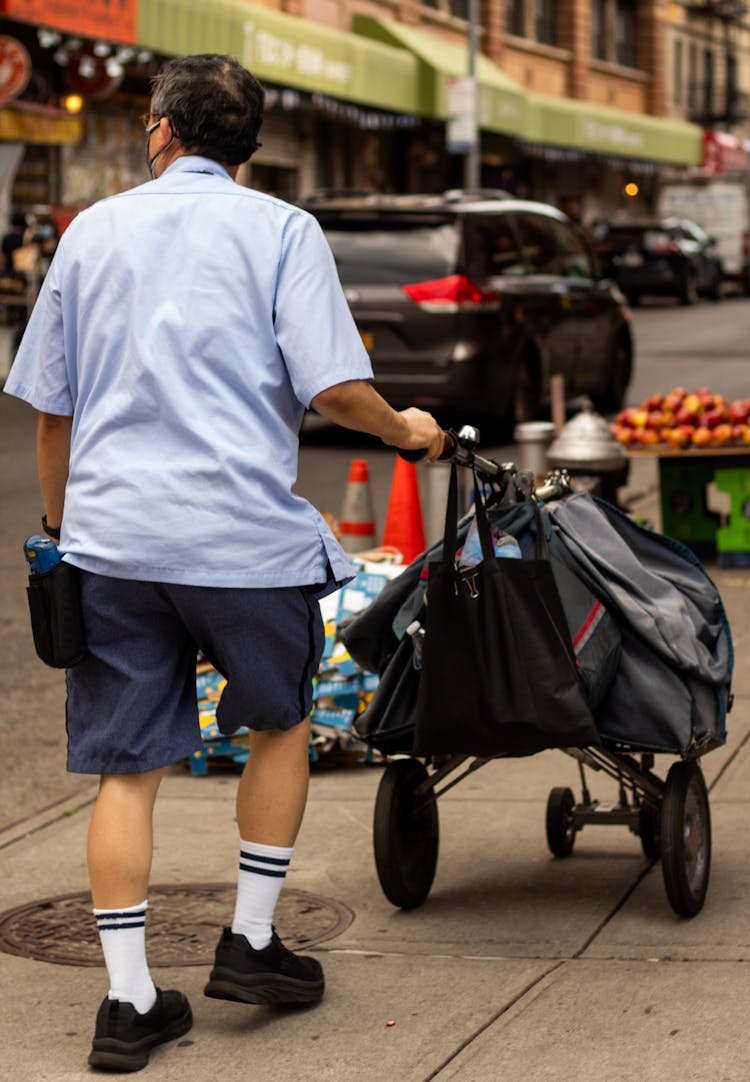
[546,786,577,858]
[373,758,439,909]
[660,761,711,918]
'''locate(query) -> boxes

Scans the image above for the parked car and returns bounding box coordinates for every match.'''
[591,216,722,306]
[300,190,634,428]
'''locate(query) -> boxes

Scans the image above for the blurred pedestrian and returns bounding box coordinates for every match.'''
[1,209,27,276]
[3,53,444,1072]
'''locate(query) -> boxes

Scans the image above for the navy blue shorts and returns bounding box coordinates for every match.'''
[65,572,325,775]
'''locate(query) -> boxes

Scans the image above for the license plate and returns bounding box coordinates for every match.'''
[622,252,643,267]
[360,330,373,351]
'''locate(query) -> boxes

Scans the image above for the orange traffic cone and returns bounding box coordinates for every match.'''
[339,459,377,553]
[381,456,426,564]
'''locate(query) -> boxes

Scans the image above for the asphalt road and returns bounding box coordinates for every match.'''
[296,293,750,526]
[1,293,749,832]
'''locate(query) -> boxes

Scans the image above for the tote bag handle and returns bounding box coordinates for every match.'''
[442,462,548,565]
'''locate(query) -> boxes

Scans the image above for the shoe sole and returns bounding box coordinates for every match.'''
[88,1005,193,1072]
[204,968,325,1005]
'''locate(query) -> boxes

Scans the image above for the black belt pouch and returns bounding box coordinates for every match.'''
[26,561,87,668]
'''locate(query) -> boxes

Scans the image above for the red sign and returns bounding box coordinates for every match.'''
[702,130,749,175]
[0,0,136,44]
[0,35,30,103]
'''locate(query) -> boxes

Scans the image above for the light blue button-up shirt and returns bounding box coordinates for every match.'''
[4,157,373,589]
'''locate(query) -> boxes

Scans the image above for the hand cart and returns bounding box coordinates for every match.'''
[355,426,730,920]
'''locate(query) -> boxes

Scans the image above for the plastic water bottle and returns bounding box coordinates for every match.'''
[458,520,522,568]
[24,534,61,573]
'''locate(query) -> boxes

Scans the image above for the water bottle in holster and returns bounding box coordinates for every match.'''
[24,534,87,668]
[24,534,62,573]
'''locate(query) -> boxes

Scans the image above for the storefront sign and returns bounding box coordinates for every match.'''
[0,0,136,44]
[243,21,352,89]
[702,130,749,175]
[0,36,30,104]
[576,115,645,154]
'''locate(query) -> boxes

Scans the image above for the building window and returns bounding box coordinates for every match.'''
[505,0,526,36]
[615,0,637,68]
[674,38,683,105]
[688,41,698,111]
[535,0,556,44]
[421,0,469,16]
[591,0,608,60]
[703,48,715,116]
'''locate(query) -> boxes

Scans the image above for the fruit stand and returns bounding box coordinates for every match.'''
[613,388,750,565]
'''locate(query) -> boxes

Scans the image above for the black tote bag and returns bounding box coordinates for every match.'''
[352,635,421,755]
[412,465,599,758]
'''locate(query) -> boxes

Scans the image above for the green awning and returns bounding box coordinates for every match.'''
[136,0,422,115]
[524,92,703,166]
[353,15,525,137]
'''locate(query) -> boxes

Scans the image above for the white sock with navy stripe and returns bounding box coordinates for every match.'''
[93,900,156,1014]
[232,840,293,950]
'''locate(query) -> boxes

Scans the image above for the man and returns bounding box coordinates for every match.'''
[4,54,444,1072]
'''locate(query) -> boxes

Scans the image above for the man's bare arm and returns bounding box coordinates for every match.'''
[310,380,444,462]
[36,412,72,528]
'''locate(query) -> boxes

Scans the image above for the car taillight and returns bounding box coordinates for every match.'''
[402,274,500,312]
[647,238,680,255]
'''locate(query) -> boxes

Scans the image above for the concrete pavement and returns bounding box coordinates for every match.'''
[2,416,750,1079]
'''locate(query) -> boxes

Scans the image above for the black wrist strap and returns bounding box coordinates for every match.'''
[42,515,61,540]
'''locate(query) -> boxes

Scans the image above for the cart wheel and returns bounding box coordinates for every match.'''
[639,801,661,860]
[373,758,439,909]
[546,787,577,857]
[660,761,711,917]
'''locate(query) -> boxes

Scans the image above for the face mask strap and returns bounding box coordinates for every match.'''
[145,118,176,179]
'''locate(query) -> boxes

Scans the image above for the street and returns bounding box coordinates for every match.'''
[294,293,750,539]
[2,297,750,1080]
[2,296,749,831]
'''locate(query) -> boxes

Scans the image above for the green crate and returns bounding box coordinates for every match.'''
[658,458,721,555]
[715,467,750,566]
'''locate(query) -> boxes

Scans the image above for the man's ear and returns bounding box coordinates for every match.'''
[155,115,176,148]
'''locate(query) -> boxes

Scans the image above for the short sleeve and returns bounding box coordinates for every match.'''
[273,211,373,408]
[2,245,73,415]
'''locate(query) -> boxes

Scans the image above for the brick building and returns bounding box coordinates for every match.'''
[0,0,746,221]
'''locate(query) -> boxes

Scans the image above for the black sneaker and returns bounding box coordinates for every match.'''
[88,988,193,1072]
[204,927,325,1005]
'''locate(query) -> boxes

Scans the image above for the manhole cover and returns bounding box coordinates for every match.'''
[0,884,353,967]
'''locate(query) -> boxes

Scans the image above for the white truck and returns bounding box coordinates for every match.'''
[656,175,750,294]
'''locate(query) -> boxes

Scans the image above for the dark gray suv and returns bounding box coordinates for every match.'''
[302,190,634,427]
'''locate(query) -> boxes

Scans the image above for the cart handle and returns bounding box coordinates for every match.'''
[399,424,571,501]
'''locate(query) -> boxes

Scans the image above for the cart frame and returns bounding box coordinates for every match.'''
[370,426,715,919]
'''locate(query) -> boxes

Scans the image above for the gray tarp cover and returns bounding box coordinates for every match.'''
[543,493,732,754]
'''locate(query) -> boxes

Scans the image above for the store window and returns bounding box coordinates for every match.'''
[535,0,556,45]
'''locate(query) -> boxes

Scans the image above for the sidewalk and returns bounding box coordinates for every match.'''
[2,457,750,1081]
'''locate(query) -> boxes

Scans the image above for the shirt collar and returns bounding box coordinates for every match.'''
[161,155,232,180]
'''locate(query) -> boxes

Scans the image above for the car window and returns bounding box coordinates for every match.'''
[317,222,457,285]
[462,215,525,279]
[515,212,592,277]
[548,218,593,277]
